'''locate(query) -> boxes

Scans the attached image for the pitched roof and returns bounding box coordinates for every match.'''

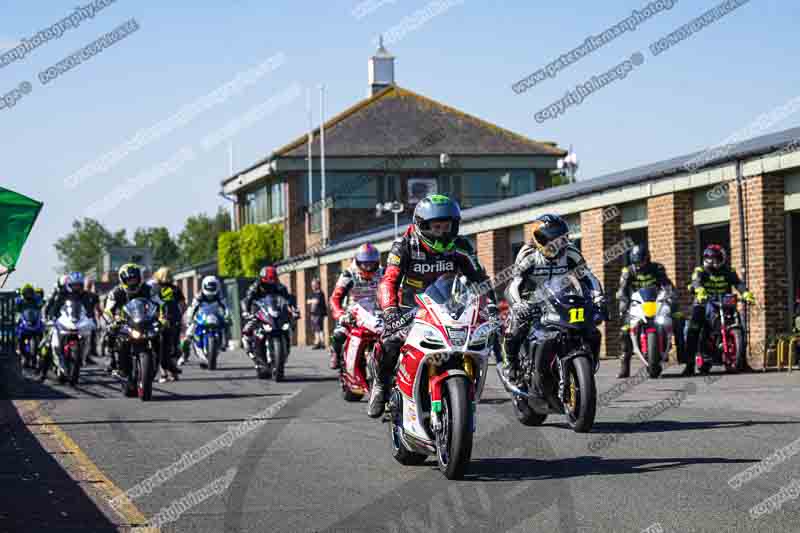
[227,86,564,183]
[277,85,564,158]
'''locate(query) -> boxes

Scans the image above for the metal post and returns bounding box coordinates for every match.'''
[394,211,399,240]
[307,89,313,218]
[320,85,327,246]
[735,160,751,363]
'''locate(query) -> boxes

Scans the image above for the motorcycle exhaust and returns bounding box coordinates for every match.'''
[495,365,531,399]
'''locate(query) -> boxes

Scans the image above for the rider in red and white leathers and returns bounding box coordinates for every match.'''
[328,243,382,370]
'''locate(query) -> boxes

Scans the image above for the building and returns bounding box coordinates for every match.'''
[220,43,568,346]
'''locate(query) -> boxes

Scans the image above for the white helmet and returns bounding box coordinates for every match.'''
[201,276,220,298]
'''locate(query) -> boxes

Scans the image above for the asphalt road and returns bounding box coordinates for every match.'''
[3,346,800,533]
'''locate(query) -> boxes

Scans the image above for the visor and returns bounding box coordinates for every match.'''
[357,261,379,272]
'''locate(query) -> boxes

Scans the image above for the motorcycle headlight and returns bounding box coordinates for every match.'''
[471,323,495,343]
[130,329,143,340]
[264,323,273,332]
[281,323,290,331]
[420,325,445,347]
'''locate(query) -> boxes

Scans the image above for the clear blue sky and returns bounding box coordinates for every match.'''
[2,0,798,290]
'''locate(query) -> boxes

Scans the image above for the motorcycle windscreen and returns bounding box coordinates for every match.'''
[199,303,222,324]
[261,295,287,317]
[62,299,82,322]
[22,308,40,324]
[125,298,153,325]
[637,287,659,302]
[423,274,475,320]
[539,274,590,326]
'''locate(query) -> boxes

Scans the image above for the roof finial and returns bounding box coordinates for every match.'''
[378,34,387,54]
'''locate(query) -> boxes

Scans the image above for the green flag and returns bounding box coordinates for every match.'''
[0,186,43,287]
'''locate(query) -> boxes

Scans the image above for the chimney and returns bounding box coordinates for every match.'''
[368,36,395,96]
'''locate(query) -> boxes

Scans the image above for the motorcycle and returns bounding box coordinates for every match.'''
[16,307,44,370]
[339,301,383,402]
[119,298,161,401]
[46,299,95,386]
[386,274,495,480]
[497,273,599,433]
[695,293,748,374]
[250,294,293,381]
[190,302,225,370]
[625,287,673,379]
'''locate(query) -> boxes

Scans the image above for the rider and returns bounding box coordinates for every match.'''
[14,283,44,360]
[151,267,185,380]
[241,266,298,355]
[616,243,681,378]
[83,277,102,364]
[103,264,158,379]
[501,214,608,389]
[369,194,498,418]
[682,244,756,376]
[328,243,382,370]
[179,275,230,366]
[42,272,97,372]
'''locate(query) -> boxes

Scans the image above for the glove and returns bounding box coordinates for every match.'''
[383,307,401,331]
[695,287,708,303]
[618,300,629,317]
[340,313,355,328]
[512,301,533,319]
[742,291,756,305]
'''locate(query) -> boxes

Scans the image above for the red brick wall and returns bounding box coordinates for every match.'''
[319,262,341,349]
[295,268,311,346]
[730,176,788,366]
[648,191,696,312]
[476,228,510,294]
[580,207,624,358]
[286,175,306,258]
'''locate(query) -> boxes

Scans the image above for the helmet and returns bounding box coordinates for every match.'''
[259,266,278,286]
[354,243,380,280]
[118,263,143,295]
[202,276,220,298]
[154,267,173,284]
[629,243,650,270]
[412,194,461,253]
[703,245,727,273]
[66,272,85,294]
[21,283,34,300]
[529,214,570,259]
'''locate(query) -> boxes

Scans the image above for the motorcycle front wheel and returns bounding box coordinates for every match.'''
[69,344,81,387]
[647,331,662,379]
[139,352,154,401]
[565,357,597,433]
[208,335,219,370]
[436,377,473,480]
[272,336,287,382]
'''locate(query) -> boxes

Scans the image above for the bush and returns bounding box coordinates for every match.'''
[218,231,242,277]
[237,223,284,277]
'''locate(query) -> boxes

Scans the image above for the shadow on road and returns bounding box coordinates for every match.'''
[279,375,339,383]
[464,455,754,482]
[150,391,285,402]
[589,419,800,434]
[0,396,117,532]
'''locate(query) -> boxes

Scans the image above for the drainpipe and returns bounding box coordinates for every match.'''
[735,160,750,358]
[219,191,238,231]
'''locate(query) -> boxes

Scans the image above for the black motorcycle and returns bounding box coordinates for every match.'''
[119,298,161,401]
[250,295,294,381]
[498,274,599,433]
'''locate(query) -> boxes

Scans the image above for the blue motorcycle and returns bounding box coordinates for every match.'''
[17,307,44,369]
[191,302,225,370]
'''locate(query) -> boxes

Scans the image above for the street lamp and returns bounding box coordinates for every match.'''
[376,201,404,240]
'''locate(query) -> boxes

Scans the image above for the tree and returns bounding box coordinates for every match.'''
[54,218,130,273]
[133,227,180,268]
[177,207,231,267]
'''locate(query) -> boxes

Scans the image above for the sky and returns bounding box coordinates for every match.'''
[2,0,799,290]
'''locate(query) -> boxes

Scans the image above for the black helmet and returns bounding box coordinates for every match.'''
[413,194,461,253]
[629,243,650,269]
[118,263,142,295]
[529,214,570,259]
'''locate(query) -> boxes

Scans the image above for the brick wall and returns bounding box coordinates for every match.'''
[286,176,305,258]
[648,191,696,312]
[319,262,341,349]
[278,270,297,346]
[580,207,624,358]
[295,268,311,346]
[730,175,788,366]
[476,228,510,294]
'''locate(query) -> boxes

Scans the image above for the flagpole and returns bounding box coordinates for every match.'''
[307,88,313,220]
[320,84,327,246]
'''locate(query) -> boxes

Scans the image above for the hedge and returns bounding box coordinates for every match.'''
[218,223,283,277]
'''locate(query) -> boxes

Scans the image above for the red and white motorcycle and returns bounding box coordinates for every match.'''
[339,300,383,402]
[386,274,496,480]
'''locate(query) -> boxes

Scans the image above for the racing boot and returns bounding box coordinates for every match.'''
[367,380,386,418]
[329,349,340,370]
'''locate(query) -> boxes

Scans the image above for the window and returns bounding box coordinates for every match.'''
[242,181,286,225]
[623,228,648,265]
[509,226,524,261]
[696,223,731,264]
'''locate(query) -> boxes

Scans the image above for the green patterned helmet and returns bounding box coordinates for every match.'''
[412,194,461,253]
